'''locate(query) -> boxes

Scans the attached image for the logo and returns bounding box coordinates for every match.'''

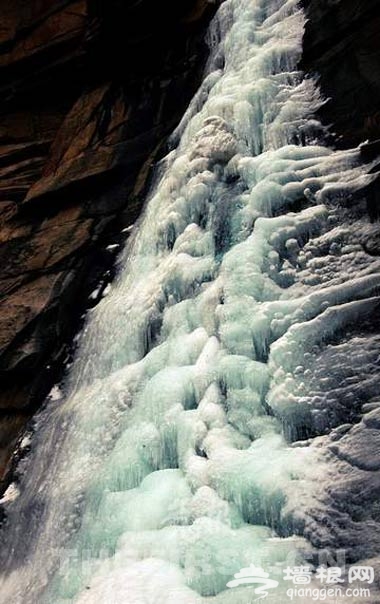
[226,565,279,600]
[226,563,376,601]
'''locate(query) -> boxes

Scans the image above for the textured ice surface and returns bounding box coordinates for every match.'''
[1,0,380,603]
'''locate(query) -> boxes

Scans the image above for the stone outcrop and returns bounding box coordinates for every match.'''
[0,0,219,487]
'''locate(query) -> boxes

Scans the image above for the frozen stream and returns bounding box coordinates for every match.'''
[1,0,380,602]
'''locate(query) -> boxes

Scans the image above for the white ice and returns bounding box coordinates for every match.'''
[1,0,380,603]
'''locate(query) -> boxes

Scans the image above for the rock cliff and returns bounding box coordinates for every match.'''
[0,0,219,486]
[302,0,380,147]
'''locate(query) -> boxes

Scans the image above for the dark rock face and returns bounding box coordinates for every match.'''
[0,0,219,485]
[299,0,380,562]
[301,0,380,148]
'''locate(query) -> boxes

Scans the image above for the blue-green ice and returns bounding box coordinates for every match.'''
[1,1,380,603]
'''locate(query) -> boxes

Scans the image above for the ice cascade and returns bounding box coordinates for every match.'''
[1,1,380,603]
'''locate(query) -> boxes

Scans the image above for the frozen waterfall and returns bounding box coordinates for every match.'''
[1,0,380,603]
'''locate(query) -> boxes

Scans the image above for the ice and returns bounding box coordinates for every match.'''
[1,0,380,603]
[0,483,19,505]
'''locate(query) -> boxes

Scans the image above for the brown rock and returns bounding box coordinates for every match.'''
[0,212,92,277]
[0,0,87,69]
[0,414,29,491]
[0,273,64,356]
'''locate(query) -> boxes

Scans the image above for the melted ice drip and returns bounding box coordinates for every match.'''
[1,1,380,603]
